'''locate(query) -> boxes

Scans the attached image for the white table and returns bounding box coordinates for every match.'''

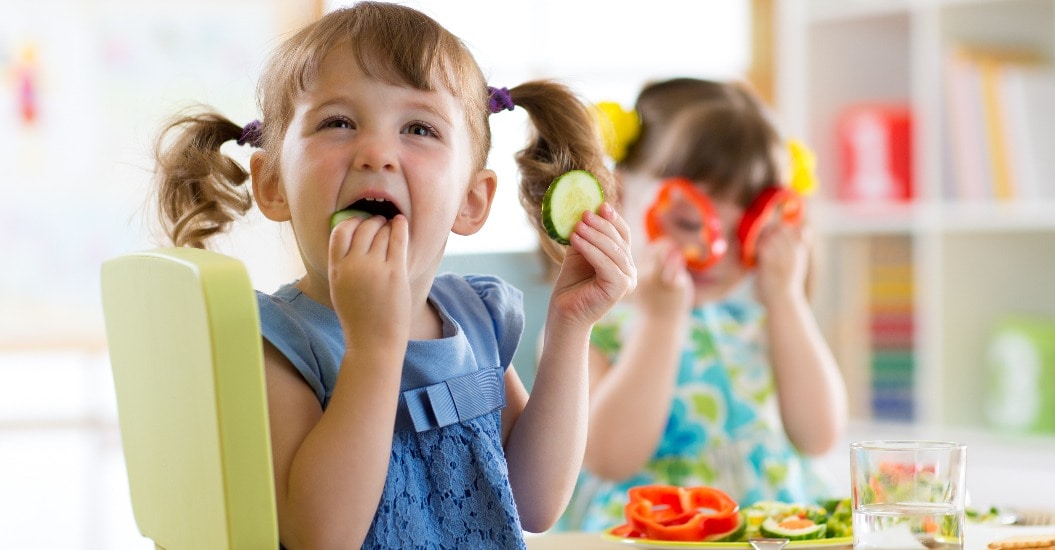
[524,525,1055,550]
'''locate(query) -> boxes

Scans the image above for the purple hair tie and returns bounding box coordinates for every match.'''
[487,86,515,114]
[237,119,263,148]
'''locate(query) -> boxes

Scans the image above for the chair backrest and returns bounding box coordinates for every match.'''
[101,247,278,549]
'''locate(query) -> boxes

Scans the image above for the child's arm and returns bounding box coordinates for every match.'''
[502,203,636,533]
[581,238,694,481]
[755,223,848,456]
[267,215,411,549]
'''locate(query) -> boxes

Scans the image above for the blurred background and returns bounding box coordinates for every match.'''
[3,0,1055,547]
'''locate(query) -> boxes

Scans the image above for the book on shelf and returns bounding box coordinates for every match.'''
[867,237,915,421]
[1001,64,1055,201]
[943,44,1055,202]
[978,56,1015,201]
[869,313,913,349]
[944,47,991,201]
[836,104,913,202]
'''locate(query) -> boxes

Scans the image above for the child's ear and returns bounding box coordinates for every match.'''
[452,168,497,236]
[250,151,291,222]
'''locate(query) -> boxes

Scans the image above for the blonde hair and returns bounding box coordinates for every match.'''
[154,1,611,251]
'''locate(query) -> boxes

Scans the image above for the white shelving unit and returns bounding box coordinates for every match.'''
[777,0,1055,430]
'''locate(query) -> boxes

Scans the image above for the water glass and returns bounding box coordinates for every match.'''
[850,440,966,550]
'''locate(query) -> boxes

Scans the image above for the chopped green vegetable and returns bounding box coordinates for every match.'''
[741,499,852,540]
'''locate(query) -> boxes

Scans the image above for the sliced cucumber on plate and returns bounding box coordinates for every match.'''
[759,517,827,541]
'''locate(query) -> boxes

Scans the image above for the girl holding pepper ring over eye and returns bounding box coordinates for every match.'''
[552,78,848,533]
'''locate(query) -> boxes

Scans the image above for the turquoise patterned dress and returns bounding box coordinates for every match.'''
[559,282,835,532]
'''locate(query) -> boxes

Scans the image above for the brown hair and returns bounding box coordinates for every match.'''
[620,77,818,296]
[510,81,614,266]
[620,78,784,207]
[154,2,608,252]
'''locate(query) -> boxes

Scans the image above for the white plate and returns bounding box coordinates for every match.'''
[600,528,853,550]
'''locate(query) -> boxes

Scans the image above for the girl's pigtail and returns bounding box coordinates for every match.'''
[508,81,615,266]
[153,109,254,249]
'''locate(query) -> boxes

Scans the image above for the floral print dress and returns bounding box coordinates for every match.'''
[559,282,835,532]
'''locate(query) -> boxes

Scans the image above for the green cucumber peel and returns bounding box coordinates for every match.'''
[330,208,372,230]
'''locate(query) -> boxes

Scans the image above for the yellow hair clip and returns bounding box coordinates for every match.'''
[593,101,640,164]
[788,139,819,195]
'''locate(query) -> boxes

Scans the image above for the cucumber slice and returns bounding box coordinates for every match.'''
[541,170,604,245]
[759,517,827,541]
[330,208,372,230]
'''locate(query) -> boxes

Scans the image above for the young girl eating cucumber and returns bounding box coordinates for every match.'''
[551,78,848,532]
[151,3,635,548]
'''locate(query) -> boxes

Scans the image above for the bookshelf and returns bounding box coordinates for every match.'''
[777,0,1055,432]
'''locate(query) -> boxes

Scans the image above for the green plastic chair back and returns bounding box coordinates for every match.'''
[101,248,278,550]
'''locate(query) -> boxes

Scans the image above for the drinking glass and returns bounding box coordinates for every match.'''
[850,440,966,550]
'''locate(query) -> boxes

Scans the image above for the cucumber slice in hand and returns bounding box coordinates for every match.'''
[542,170,604,245]
[330,208,372,230]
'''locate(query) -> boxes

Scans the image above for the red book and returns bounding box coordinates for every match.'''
[837,104,914,202]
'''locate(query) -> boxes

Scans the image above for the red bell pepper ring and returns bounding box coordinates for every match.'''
[623,484,740,542]
[626,485,696,525]
[736,186,803,268]
[645,178,728,272]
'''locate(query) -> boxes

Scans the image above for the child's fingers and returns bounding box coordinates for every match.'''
[329,215,387,265]
[799,222,812,243]
[754,223,809,292]
[758,223,801,260]
[358,216,390,254]
[597,202,632,245]
[385,215,409,263]
[567,230,615,275]
[329,216,364,265]
[577,205,631,261]
[641,237,682,284]
[369,222,392,257]
[659,246,687,285]
[569,217,637,306]
[574,208,634,275]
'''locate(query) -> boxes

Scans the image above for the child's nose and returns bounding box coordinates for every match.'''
[352,133,398,172]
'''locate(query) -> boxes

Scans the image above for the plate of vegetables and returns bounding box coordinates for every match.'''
[601,485,853,549]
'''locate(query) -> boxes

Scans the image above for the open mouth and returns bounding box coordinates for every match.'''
[347,197,401,220]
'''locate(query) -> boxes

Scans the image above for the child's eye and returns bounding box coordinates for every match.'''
[319,116,353,130]
[673,218,703,232]
[403,121,438,138]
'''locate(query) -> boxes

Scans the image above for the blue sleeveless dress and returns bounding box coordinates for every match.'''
[257,273,527,549]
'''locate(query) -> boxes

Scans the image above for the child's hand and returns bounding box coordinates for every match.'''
[328,215,411,345]
[753,222,809,307]
[551,202,637,328]
[633,237,694,319]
